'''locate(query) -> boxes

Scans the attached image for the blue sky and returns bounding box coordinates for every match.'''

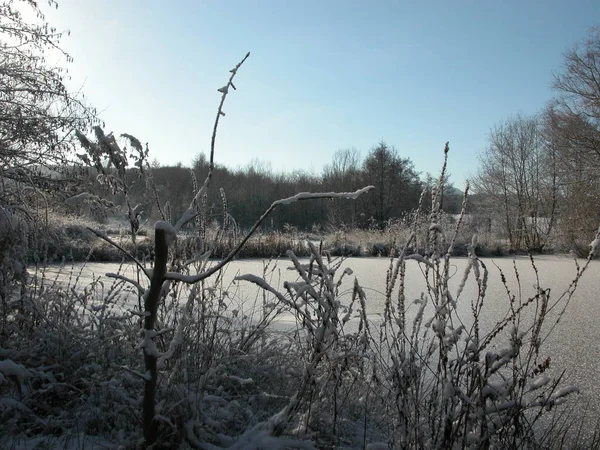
[45,1,599,187]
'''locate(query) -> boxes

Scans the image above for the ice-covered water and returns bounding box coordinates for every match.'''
[43,254,600,419]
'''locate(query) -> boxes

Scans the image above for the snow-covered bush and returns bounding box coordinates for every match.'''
[365,147,600,448]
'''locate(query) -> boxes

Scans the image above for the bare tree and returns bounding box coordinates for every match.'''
[546,27,600,252]
[472,115,557,251]
[322,148,362,227]
[0,0,98,210]
[553,26,600,124]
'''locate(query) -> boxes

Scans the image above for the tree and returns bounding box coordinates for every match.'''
[472,115,557,251]
[546,27,600,250]
[552,26,600,126]
[421,172,463,215]
[362,142,421,227]
[0,0,97,209]
[322,148,362,227]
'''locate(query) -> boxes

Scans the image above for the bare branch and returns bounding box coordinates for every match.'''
[106,272,145,294]
[165,186,374,284]
[86,227,150,279]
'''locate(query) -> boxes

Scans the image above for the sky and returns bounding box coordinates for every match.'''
[42,0,599,187]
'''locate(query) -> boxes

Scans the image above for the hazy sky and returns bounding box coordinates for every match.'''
[44,1,598,186]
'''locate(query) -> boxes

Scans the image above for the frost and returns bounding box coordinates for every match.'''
[64,192,103,206]
[272,186,374,207]
[140,330,161,358]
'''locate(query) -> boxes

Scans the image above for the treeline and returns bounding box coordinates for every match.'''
[116,142,463,233]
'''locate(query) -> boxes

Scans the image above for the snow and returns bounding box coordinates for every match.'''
[140,330,161,358]
[406,253,435,268]
[590,237,600,255]
[528,374,551,392]
[429,223,443,232]
[4,435,114,449]
[226,375,254,386]
[106,272,145,294]
[154,220,176,235]
[227,428,318,450]
[0,397,29,411]
[272,186,374,207]
[128,309,151,317]
[0,359,32,379]
[173,207,197,232]
[553,385,580,398]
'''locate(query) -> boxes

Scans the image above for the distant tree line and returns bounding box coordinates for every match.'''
[119,141,463,233]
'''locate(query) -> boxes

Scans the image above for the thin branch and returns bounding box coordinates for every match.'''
[211,52,250,170]
[173,52,251,233]
[86,227,150,279]
[106,272,145,294]
[165,186,374,284]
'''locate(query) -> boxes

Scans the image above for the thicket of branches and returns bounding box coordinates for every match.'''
[473,26,600,254]
[0,0,97,210]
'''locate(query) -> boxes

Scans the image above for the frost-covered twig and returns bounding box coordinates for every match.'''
[173,52,251,234]
[106,272,145,294]
[165,187,374,284]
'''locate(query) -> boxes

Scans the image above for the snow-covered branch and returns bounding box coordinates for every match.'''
[165,186,374,284]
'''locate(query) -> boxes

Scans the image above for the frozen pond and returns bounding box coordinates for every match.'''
[43,254,600,421]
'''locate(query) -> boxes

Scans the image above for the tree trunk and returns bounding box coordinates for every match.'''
[143,228,169,445]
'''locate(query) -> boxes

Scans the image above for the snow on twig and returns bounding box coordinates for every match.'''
[106,272,145,294]
[165,186,374,284]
